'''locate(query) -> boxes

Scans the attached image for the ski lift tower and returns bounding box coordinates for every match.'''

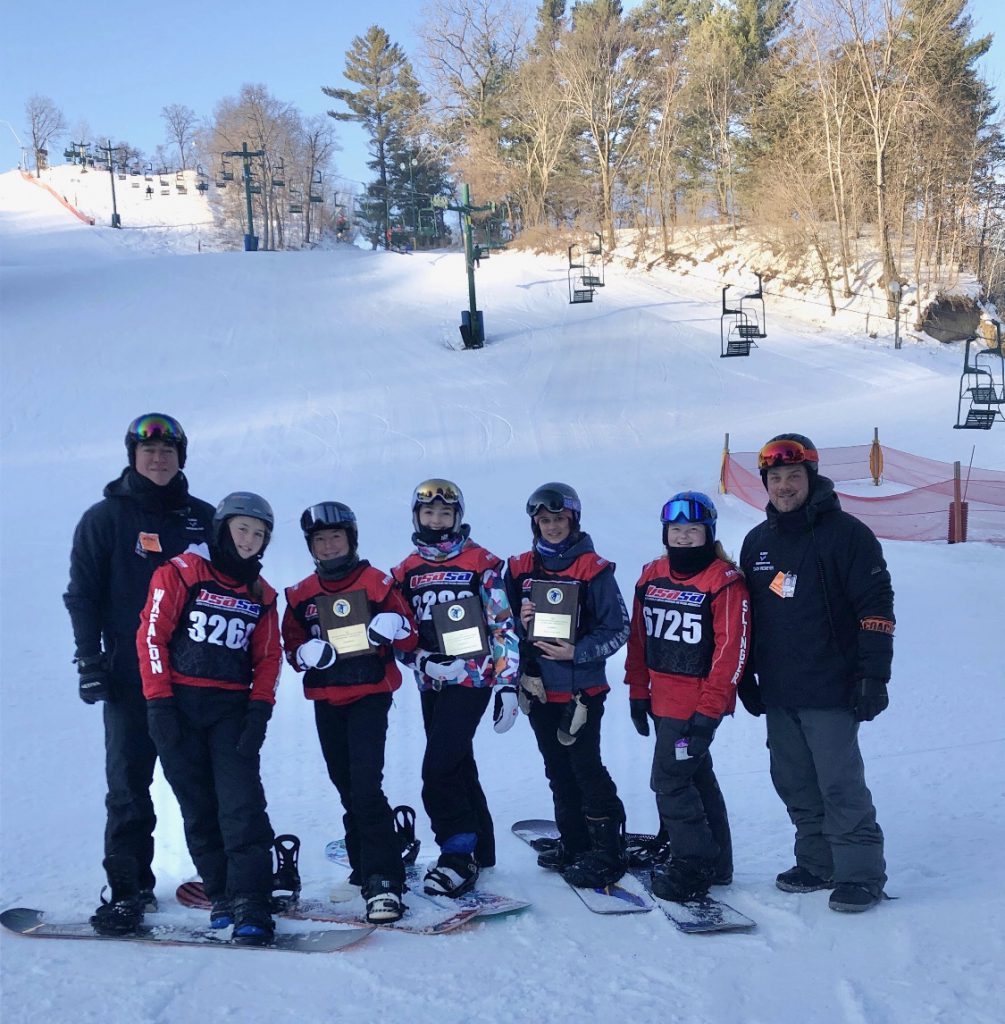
[222,142,265,251]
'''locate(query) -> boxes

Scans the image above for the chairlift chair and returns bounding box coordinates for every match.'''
[289,186,304,214]
[272,158,285,188]
[144,163,154,181]
[175,171,187,194]
[955,326,1005,429]
[567,244,594,304]
[309,170,323,204]
[720,274,766,357]
[582,232,605,288]
[219,158,234,182]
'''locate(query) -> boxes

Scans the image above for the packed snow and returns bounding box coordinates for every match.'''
[0,168,1002,1024]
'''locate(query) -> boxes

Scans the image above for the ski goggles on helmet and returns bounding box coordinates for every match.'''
[660,495,717,526]
[413,479,462,507]
[300,502,356,534]
[127,413,185,445]
[757,439,819,471]
[527,488,582,518]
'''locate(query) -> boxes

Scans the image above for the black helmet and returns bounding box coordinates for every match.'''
[213,491,274,552]
[300,501,358,557]
[125,413,187,468]
[526,482,581,537]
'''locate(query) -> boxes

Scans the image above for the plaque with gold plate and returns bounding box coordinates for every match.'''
[529,580,580,643]
[315,589,373,658]
[431,596,489,659]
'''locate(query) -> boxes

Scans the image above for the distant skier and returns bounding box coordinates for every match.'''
[137,492,282,945]
[505,482,630,888]
[625,492,749,902]
[64,413,214,933]
[738,434,894,913]
[391,479,520,897]
[283,501,419,923]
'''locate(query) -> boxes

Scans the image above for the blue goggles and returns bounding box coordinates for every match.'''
[660,497,716,526]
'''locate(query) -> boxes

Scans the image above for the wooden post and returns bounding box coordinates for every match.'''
[869,427,883,486]
[949,461,966,543]
[719,433,730,493]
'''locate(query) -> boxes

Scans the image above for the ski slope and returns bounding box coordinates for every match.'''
[1,169,1002,1024]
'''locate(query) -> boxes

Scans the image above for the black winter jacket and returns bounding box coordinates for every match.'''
[739,476,894,709]
[64,468,215,687]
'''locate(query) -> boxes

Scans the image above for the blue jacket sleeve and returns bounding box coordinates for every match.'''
[574,566,630,665]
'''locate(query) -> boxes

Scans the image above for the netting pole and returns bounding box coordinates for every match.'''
[869,427,884,486]
[948,461,968,544]
[719,433,730,494]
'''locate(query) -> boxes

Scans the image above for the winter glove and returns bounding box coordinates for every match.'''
[367,612,411,647]
[852,678,889,723]
[630,698,653,737]
[557,694,588,746]
[736,667,765,717]
[518,674,547,715]
[417,652,468,683]
[237,701,273,757]
[685,713,719,758]
[493,685,519,733]
[146,697,182,751]
[296,638,337,671]
[77,653,113,704]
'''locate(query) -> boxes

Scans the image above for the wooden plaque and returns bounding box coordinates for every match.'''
[529,580,580,643]
[315,589,374,658]
[431,596,490,659]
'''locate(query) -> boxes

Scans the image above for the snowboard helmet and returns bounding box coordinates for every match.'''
[411,478,464,534]
[213,491,274,554]
[661,491,717,544]
[300,501,359,559]
[125,412,187,469]
[757,433,819,489]
[526,482,582,537]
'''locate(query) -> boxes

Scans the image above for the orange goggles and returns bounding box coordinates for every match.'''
[757,439,819,471]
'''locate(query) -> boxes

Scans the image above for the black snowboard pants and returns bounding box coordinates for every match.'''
[528,692,625,856]
[314,693,404,887]
[155,687,274,904]
[420,685,495,866]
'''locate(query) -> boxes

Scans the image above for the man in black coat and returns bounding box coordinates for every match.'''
[738,433,894,913]
[64,414,215,933]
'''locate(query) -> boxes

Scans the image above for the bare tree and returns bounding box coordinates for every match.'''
[24,95,66,176]
[161,104,198,169]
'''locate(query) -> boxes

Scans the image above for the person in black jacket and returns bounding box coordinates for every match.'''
[738,433,894,913]
[64,413,214,928]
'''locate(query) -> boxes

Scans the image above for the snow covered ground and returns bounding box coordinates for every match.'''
[1,168,1002,1024]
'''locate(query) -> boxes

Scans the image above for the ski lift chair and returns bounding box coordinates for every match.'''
[568,244,594,305]
[955,326,1005,429]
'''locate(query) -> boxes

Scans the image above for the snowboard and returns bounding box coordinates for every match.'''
[0,906,373,954]
[176,879,479,936]
[324,839,530,919]
[511,820,655,915]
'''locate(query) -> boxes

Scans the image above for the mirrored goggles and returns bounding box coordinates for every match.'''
[757,439,820,471]
[527,490,581,517]
[661,497,715,525]
[414,480,462,506]
[300,503,356,533]
[128,413,184,443]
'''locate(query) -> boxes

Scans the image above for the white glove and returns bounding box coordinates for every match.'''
[296,638,337,671]
[367,612,411,646]
[557,694,588,746]
[518,674,547,715]
[493,686,519,734]
[418,652,468,683]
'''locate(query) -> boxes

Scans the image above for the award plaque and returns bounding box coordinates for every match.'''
[529,580,580,642]
[431,596,490,659]
[315,589,374,658]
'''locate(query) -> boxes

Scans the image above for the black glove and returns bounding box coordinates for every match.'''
[76,654,113,704]
[146,697,182,750]
[736,668,765,717]
[630,698,652,737]
[852,678,889,723]
[685,712,719,758]
[237,701,273,756]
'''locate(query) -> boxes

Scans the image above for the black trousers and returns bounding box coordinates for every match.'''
[103,683,158,890]
[651,715,732,877]
[314,693,404,886]
[528,693,624,855]
[155,688,274,903]
[420,686,495,866]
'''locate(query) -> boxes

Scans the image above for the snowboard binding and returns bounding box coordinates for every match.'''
[393,805,421,866]
[272,834,302,911]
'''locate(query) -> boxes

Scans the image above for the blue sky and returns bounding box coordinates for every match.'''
[1,0,1002,187]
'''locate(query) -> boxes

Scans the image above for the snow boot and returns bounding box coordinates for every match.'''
[362,876,406,923]
[775,865,835,893]
[561,817,627,889]
[231,897,275,946]
[393,805,421,866]
[829,883,883,913]
[651,856,714,902]
[209,898,234,929]
[423,852,480,898]
[271,834,301,910]
[90,854,144,936]
[138,889,159,913]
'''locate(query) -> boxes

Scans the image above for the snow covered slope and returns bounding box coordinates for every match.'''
[1,169,1002,1024]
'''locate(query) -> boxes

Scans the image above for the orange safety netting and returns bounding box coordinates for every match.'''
[722,444,1005,545]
